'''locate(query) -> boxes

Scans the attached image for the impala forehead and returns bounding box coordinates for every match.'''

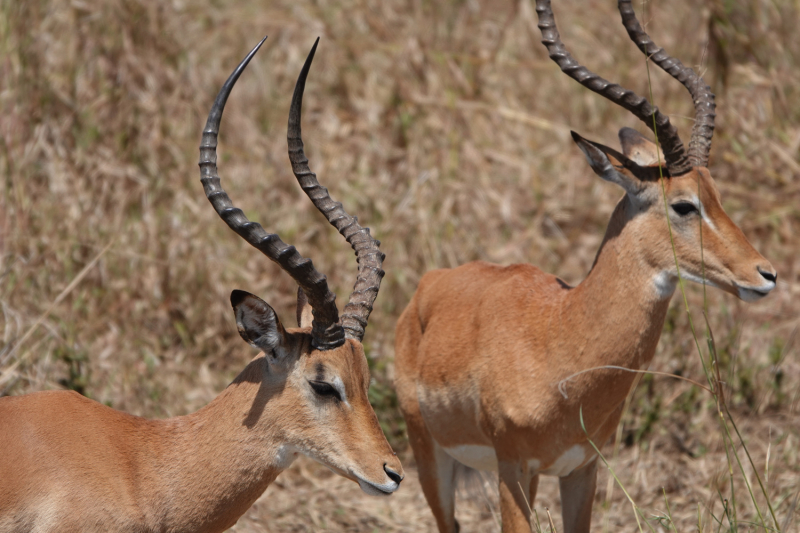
[304,347,371,393]
[305,359,343,384]
[667,168,720,203]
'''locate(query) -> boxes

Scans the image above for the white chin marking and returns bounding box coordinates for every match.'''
[665,271,775,303]
[357,477,398,496]
[657,270,724,298]
[737,286,772,302]
[678,271,719,289]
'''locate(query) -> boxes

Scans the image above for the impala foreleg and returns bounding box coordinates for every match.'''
[558,458,598,533]
[395,300,460,531]
[404,412,459,532]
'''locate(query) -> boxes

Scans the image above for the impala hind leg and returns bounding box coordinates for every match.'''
[559,459,598,533]
[498,460,535,532]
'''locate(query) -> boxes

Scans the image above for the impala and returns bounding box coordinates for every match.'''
[0,38,403,533]
[394,2,776,532]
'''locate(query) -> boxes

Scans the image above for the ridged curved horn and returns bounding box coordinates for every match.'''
[199,37,345,350]
[535,0,692,176]
[288,39,386,342]
[618,0,716,169]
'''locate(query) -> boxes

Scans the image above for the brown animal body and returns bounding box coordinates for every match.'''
[394,2,776,532]
[0,37,403,533]
[0,345,378,532]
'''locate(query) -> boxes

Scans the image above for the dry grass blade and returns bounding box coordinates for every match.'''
[546,507,558,532]
[557,365,713,399]
[1,239,115,387]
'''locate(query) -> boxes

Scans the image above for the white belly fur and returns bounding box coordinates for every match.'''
[541,444,588,476]
[442,443,593,477]
[442,444,498,471]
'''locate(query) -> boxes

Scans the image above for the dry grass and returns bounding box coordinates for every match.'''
[1,0,799,530]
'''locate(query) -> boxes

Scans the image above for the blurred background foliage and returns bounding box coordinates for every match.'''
[1,0,799,529]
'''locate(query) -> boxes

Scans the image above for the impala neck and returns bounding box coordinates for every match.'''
[559,195,674,409]
[152,356,292,532]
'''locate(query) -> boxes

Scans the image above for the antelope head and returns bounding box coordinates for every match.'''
[537,0,776,301]
[199,38,403,495]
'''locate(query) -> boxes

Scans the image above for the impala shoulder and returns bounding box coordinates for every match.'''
[493,264,572,301]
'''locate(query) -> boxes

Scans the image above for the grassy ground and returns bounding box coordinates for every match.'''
[2,0,799,530]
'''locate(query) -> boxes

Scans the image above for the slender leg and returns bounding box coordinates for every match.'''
[405,413,459,533]
[395,307,460,533]
[559,459,598,533]
[529,474,539,522]
[498,460,533,532]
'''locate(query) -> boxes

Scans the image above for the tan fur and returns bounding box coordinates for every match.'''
[0,322,402,532]
[395,133,775,532]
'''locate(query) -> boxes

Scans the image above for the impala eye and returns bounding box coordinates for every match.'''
[309,380,342,401]
[671,202,698,216]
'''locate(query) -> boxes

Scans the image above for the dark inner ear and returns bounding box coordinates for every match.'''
[230,290,286,354]
[619,127,663,167]
[575,132,666,183]
[579,134,628,168]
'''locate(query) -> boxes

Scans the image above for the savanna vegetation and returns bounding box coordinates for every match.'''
[1,0,798,530]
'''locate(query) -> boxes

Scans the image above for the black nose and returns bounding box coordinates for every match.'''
[384,464,403,485]
[758,268,777,283]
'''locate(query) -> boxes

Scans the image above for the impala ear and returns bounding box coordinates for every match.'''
[231,290,288,358]
[618,127,665,167]
[571,131,646,196]
[295,287,314,329]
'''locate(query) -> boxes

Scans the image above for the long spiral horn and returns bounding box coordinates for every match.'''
[199,37,345,350]
[618,0,716,168]
[287,39,386,342]
[535,0,692,175]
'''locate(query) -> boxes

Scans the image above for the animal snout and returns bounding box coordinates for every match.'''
[384,464,404,485]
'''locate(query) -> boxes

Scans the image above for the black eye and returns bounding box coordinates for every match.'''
[671,202,698,216]
[309,380,342,401]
